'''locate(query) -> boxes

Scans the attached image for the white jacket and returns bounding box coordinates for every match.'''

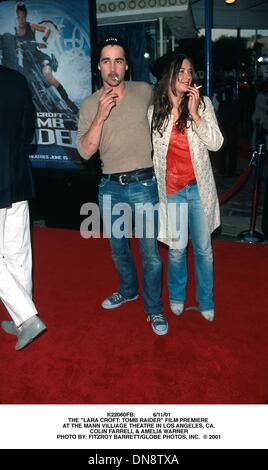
[149,96,223,248]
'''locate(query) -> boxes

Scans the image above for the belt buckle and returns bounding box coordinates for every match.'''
[119,174,128,185]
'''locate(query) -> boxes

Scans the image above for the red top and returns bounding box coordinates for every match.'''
[166,124,196,195]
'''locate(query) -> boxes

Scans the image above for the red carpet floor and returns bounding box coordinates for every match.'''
[0,228,268,404]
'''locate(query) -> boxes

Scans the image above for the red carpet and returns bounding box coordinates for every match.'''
[0,228,268,404]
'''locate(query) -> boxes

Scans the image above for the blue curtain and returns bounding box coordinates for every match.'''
[98,23,150,83]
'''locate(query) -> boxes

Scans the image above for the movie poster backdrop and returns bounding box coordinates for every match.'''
[0,0,92,169]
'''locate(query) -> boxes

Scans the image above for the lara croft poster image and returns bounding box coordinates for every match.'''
[0,0,92,168]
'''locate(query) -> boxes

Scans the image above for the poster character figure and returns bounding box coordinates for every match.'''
[15,1,78,114]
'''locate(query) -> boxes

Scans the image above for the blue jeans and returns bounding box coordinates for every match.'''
[167,184,214,311]
[98,174,163,315]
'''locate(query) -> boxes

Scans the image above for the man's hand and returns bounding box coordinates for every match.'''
[96,87,118,122]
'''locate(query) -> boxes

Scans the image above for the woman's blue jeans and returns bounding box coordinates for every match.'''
[167,183,214,311]
[98,175,163,315]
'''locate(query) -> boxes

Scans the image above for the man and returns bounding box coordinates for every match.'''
[77,36,168,335]
[0,64,46,350]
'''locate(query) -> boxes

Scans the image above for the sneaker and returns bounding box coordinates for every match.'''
[147,313,168,336]
[101,292,138,309]
[200,309,214,322]
[170,302,184,316]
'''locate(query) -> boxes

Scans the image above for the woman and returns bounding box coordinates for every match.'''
[150,54,223,321]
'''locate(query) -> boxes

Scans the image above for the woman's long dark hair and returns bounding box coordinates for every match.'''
[152,53,205,136]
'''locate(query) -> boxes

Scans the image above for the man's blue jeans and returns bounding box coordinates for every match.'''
[98,175,163,315]
[167,183,214,311]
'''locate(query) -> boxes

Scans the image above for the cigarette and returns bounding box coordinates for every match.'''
[114,76,120,82]
[196,85,202,89]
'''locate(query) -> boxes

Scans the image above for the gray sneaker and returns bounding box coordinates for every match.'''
[148,313,168,336]
[170,301,184,316]
[101,292,138,309]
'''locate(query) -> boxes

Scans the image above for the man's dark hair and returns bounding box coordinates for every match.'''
[97,36,129,64]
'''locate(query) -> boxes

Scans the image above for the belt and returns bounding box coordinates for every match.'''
[103,168,154,185]
[187,179,197,186]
